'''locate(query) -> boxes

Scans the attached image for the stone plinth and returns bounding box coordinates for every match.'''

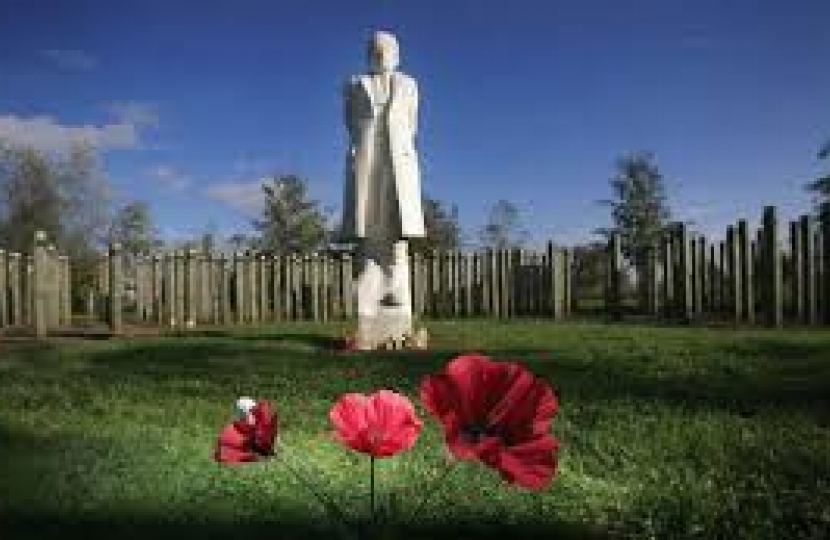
[356,239,414,350]
[358,306,412,350]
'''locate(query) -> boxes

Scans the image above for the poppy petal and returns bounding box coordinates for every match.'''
[489,435,559,490]
[252,400,277,455]
[215,422,257,463]
[330,393,371,452]
[330,390,422,457]
[420,353,560,489]
[488,367,558,435]
[371,390,422,455]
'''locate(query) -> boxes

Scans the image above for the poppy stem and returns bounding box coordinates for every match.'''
[370,455,376,527]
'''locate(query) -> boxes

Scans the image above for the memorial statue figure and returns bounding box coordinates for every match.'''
[341,31,426,349]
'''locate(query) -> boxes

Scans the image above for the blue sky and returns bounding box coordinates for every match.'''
[1,0,829,247]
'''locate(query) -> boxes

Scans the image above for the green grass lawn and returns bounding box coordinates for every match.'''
[1,320,829,539]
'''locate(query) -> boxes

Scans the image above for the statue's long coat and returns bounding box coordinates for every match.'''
[341,71,425,240]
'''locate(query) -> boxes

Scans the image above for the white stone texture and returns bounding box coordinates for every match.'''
[342,32,426,349]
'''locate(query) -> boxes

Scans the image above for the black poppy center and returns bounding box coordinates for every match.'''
[461,422,498,442]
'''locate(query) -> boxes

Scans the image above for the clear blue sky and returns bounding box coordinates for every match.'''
[1,0,829,247]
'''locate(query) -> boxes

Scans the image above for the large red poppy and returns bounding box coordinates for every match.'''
[215,400,278,463]
[419,353,559,489]
[329,390,422,457]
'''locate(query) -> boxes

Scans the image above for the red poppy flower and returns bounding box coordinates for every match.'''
[215,400,278,463]
[329,390,422,457]
[419,353,559,489]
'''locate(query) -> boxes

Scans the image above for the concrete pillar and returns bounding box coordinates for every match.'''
[233,253,244,324]
[59,255,71,325]
[738,220,754,324]
[46,245,60,328]
[33,231,49,338]
[107,242,123,334]
[0,249,7,328]
[607,233,623,321]
[762,206,782,327]
[821,203,830,325]
[174,251,186,327]
[801,216,817,325]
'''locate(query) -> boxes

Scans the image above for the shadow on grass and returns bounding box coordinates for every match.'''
[0,514,612,540]
[11,323,824,422]
[0,424,612,540]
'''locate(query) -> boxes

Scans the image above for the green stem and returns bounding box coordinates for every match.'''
[370,455,376,527]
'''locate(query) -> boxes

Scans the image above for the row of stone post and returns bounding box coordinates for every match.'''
[411,244,571,319]
[0,231,72,337]
[115,250,361,328]
[100,244,574,328]
[605,203,830,326]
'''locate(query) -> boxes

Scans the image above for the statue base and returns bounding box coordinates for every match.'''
[354,239,417,350]
[357,305,413,350]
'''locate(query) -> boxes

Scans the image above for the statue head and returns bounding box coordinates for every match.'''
[367,31,399,74]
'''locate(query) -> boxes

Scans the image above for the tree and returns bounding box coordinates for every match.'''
[410,196,462,253]
[478,199,528,249]
[108,201,160,255]
[252,175,327,254]
[227,233,252,253]
[806,139,830,204]
[596,151,671,270]
[0,140,110,306]
[571,241,607,304]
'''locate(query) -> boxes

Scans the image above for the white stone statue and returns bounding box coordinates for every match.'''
[341,31,426,350]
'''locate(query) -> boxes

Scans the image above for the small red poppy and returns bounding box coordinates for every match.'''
[329,390,422,457]
[419,353,559,489]
[215,400,278,463]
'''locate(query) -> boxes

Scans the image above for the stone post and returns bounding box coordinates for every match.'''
[32,231,49,338]
[738,220,754,324]
[184,250,196,327]
[216,254,227,325]
[500,249,510,319]
[696,236,706,319]
[0,249,7,328]
[563,248,573,316]
[661,235,673,318]
[201,253,211,323]
[233,252,244,324]
[801,215,817,324]
[46,245,60,329]
[762,207,782,327]
[726,226,741,323]
[151,255,161,325]
[707,242,721,315]
[60,255,71,325]
[646,244,660,317]
[9,253,21,325]
[607,233,623,321]
[248,253,258,323]
[23,257,33,326]
[821,202,830,324]
[162,254,174,327]
[285,255,295,320]
[174,251,185,327]
[789,221,802,323]
[678,224,692,323]
[108,242,123,334]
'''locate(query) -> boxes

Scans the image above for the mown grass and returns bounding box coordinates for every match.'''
[1,320,829,539]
